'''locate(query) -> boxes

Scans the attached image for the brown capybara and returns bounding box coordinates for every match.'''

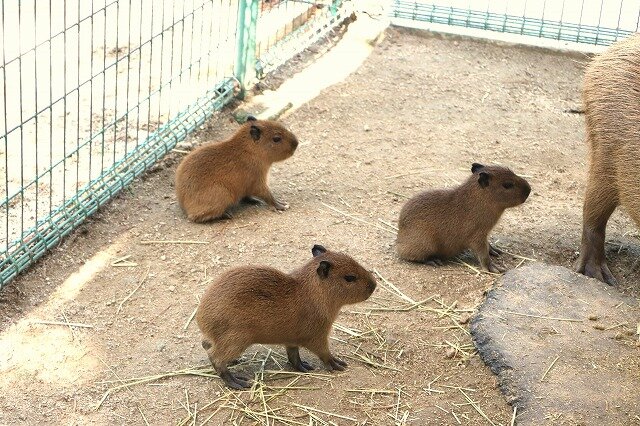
[576,33,640,286]
[396,163,531,272]
[175,116,298,222]
[195,244,376,389]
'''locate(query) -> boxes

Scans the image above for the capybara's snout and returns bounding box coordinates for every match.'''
[366,277,377,295]
[521,181,531,202]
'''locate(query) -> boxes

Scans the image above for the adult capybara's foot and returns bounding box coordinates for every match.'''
[576,255,617,286]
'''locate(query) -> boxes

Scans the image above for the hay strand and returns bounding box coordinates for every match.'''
[117,266,150,314]
[540,355,560,382]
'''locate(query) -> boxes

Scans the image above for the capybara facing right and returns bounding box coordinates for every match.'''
[396,163,531,272]
[175,116,298,222]
[576,33,640,286]
[195,245,376,389]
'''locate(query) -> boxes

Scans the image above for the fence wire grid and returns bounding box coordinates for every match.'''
[0,0,349,288]
[392,0,640,47]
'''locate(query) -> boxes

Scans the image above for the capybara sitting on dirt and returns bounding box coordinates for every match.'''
[396,163,531,272]
[195,244,376,389]
[576,33,640,285]
[175,116,298,222]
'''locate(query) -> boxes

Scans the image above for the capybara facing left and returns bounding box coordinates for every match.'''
[195,245,376,389]
[175,116,298,222]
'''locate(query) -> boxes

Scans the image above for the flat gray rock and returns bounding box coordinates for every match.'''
[470,263,640,425]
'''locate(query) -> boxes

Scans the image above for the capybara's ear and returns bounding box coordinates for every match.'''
[478,171,491,188]
[246,115,257,122]
[250,125,261,141]
[312,244,327,257]
[317,260,331,278]
[471,163,485,174]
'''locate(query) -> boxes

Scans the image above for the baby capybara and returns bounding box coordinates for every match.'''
[396,163,531,272]
[175,116,298,222]
[576,33,640,285]
[195,245,376,389]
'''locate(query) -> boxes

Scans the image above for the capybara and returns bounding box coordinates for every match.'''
[195,244,376,389]
[576,33,640,285]
[175,116,298,222]
[396,163,531,272]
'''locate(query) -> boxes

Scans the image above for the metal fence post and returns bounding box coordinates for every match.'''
[235,0,258,99]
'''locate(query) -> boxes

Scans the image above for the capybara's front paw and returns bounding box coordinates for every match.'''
[292,359,314,373]
[273,201,289,211]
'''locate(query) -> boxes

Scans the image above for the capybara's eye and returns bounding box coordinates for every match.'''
[344,275,357,282]
[502,182,514,189]
[273,136,282,143]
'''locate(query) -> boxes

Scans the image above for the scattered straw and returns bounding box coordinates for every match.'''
[321,202,396,235]
[97,365,218,408]
[117,266,150,315]
[458,389,496,426]
[183,307,198,331]
[373,269,415,304]
[111,254,138,267]
[604,322,627,330]
[31,320,93,329]
[139,240,209,245]
[378,218,399,231]
[387,190,410,199]
[499,310,583,322]
[291,403,358,422]
[540,355,560,382]
[61,310,79,340]
[510,406,518,426]
[384,170,424,179]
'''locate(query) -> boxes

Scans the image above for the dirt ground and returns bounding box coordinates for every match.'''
[1,25,640,425]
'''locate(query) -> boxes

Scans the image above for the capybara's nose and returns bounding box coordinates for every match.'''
[291,137,299,150]
[367,278,377,294]
[523,183,531,200]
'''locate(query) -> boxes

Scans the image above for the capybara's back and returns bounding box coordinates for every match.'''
[584,33,640,223]
[577,33,640,284]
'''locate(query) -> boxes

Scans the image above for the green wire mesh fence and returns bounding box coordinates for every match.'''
[392,0,640,47]
[0,0,349,289]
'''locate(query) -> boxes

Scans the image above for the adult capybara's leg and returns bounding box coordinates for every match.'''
[576,156,619,285]
[183,185,236,223]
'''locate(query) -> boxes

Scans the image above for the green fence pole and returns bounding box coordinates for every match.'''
[235,0,258,99]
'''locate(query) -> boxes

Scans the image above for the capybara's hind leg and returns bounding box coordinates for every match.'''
[286,346,314,373]
[205,341,252,390]
[185,185,235,223]
[576,160,619,285]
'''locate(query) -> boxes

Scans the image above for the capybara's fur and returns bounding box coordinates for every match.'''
[576,33,640,285]
[396,163,531,272]
[175,116,298,222]
[195,245,376,389]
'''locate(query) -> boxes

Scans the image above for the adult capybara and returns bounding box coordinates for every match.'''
[175,116,298,222]
[396,163,531,272]
[195,244,376,389]
[576,33,640,285]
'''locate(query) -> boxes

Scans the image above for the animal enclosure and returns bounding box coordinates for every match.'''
[1,0,640,425]
[0,0,348,288]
